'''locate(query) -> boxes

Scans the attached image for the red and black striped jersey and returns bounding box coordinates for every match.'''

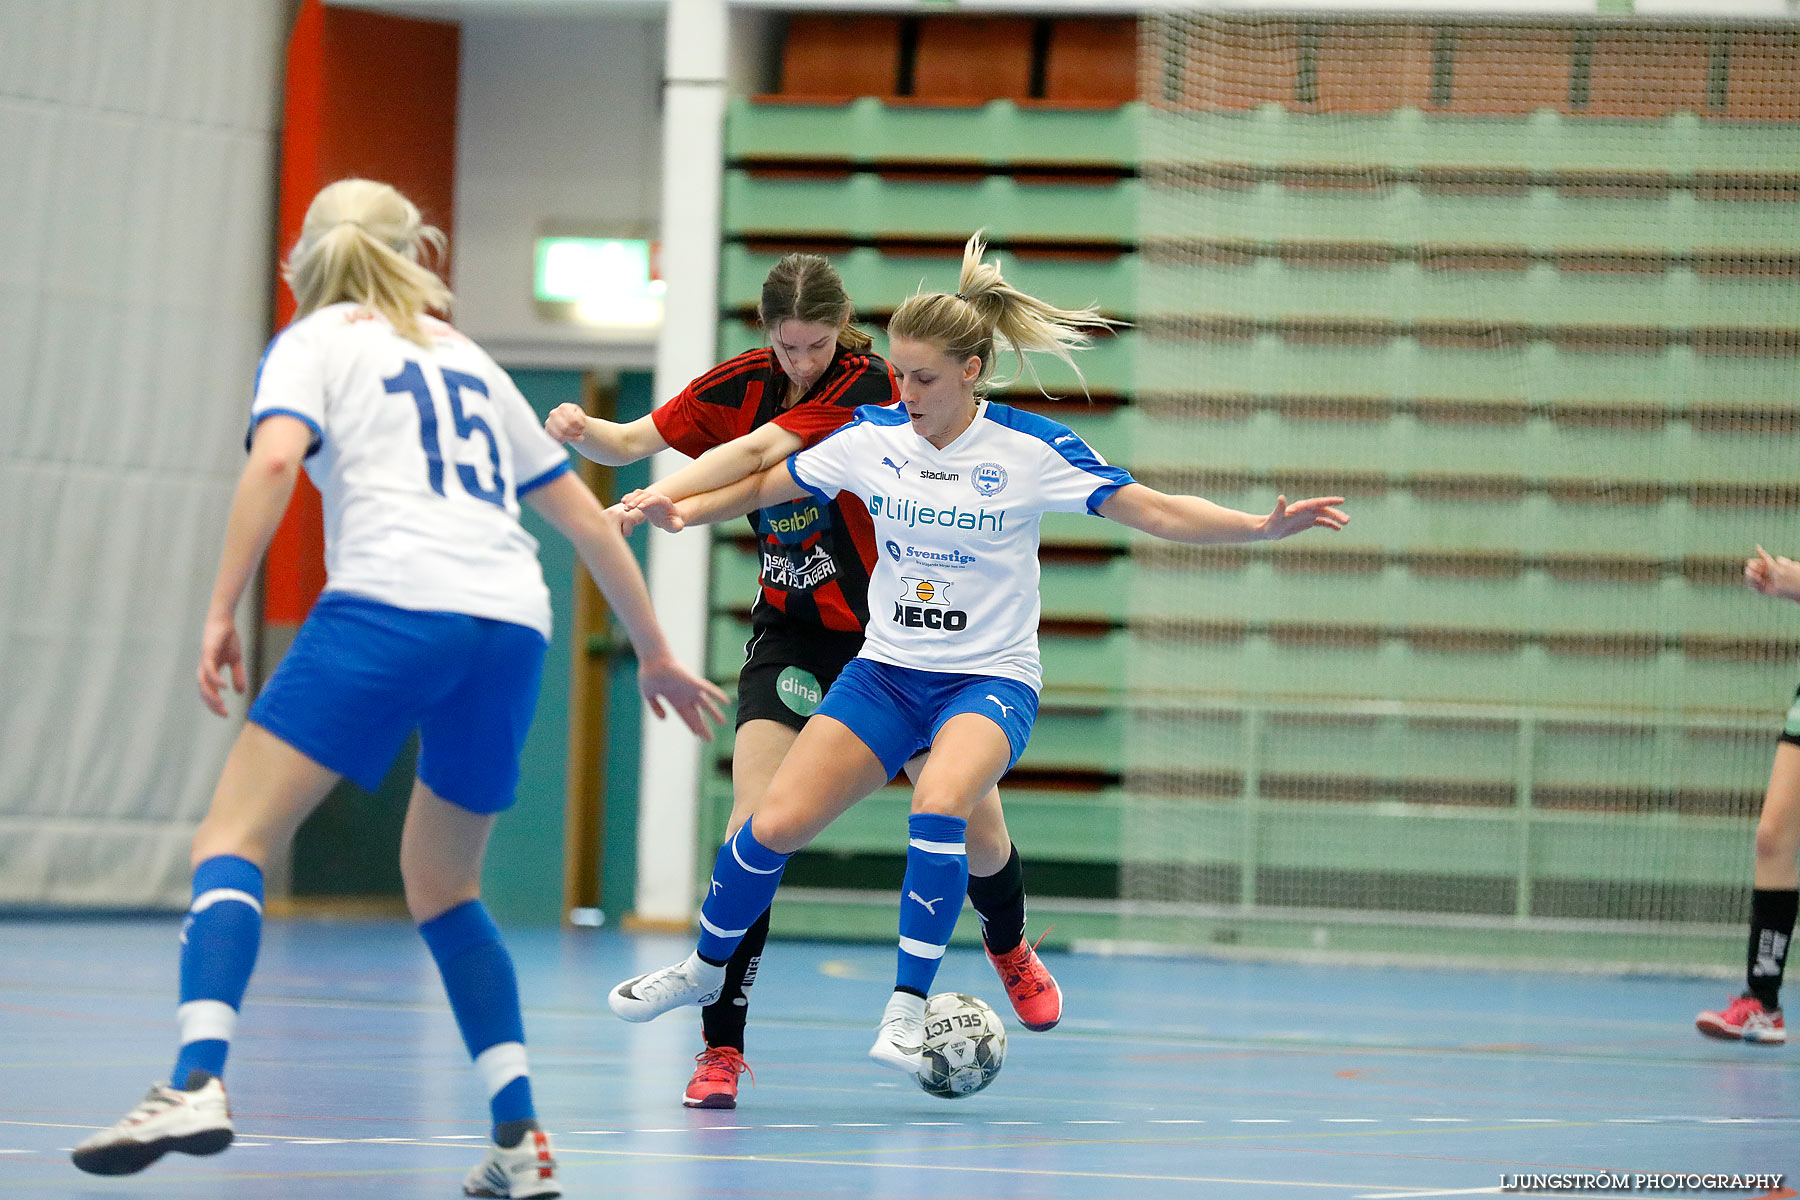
[652,345,897,633]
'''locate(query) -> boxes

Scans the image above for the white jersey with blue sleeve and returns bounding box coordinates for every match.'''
[249,302,572,637]
[787,399,1133,689]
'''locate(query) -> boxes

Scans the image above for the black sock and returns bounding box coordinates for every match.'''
[1747,888,1799,1009]
[701,906,771,1052]
[493,1118,538,1149]
[966,844,1026,956]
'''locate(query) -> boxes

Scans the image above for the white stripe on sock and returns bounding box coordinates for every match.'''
[907,838,965,855]
[475,1041,529,1099]
[177,999,238,1045]
[191,887,263,915]
[897,936,947,960]
[730,831,783,875]
[698,912,750,939]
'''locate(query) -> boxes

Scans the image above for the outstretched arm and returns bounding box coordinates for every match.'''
[197,415,314,716]
[622,422,804,512]
[1097,483,1348,545]
[628,462,812,534]
[1747,546,1800,604]
[526,472,727,737]
[543,404,669,466]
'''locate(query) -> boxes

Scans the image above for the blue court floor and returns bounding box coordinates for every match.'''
[1,916,1795,1199]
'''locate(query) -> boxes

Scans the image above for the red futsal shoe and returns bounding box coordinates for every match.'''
[683,1044,752,1109]
[1697,994,1786,1044]
[986,933,1063,1032]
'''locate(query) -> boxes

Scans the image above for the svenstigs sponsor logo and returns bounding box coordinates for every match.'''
[869,495,1004,532]
[892,577,968,631]
[894,543,977,570]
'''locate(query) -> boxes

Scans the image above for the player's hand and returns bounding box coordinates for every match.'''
[1257,495,1349,541]
[1747,546,1800,603]
[544,403,590,445]
[196,608,246,718]
[634,493,685,533]
[637,654,729,740]
[603,501,648,535]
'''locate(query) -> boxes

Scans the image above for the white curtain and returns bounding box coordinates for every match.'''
[0,0,289,906]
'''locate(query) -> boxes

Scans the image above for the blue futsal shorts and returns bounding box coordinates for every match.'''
[813,656,1039,778]
[248,592,547,814]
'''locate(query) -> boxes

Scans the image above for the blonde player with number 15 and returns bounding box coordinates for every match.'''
[70,180,724,1198]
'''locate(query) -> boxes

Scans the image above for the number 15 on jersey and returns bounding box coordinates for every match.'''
[382,359,507,506]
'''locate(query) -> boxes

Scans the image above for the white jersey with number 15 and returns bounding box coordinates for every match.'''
[249,302,572,637]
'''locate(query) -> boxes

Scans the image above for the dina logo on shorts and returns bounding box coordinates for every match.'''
[971,462,1008,497]
[776,667,823,717]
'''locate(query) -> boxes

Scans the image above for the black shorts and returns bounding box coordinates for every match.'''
[735,621,867,732]
[1781,685,1800,749]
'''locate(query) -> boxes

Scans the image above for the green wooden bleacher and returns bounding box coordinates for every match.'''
[699,14,1800,963]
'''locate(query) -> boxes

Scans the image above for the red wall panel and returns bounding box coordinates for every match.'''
[264,0,459,626]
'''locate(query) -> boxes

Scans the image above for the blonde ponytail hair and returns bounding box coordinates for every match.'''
[284,179,451,348]
[887,231,1116,396]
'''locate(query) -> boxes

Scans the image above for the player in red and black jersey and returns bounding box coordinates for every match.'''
[654,337,884,635]
[547,255,1060,1108]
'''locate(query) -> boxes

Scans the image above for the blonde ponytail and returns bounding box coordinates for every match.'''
[284,179,451,348]
[887,231,1118,396]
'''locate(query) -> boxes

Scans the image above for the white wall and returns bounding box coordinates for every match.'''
[453,13,668,368]
[0,0,287,906]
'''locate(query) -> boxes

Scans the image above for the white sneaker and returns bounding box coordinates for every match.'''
[71,1074,234,1176]
[868,992,926,1076]
[608,953,724,1023]
[463,1128,561,1198]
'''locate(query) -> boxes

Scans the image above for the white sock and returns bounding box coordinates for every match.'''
[686,951,726,989]
[882,991,926,1027]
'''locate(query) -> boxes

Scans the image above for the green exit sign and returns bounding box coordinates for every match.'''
[534,237,663,330]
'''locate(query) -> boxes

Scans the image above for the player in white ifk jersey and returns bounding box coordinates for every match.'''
[71,180,723,1197]
[604,233,1349,1074]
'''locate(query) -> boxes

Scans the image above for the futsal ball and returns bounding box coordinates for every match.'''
[917,992,1007,1099]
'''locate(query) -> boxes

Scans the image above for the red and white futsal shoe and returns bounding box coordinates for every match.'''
[986,933,1063,1032]
[683,1044,753,1109]
[464,1128,561,1199]
[1696,993,1786,1044]
[71,1072,234,1176]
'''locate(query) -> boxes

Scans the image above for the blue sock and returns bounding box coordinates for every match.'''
[172,855,264,1086]
[418,900,535,1132]
[696,819,791,964]
[896,813,969,996]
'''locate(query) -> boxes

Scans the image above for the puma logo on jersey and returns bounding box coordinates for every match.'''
[986,694,1015,718]
[907,890,942,915]
[881,456,909,478]
[1054,434,1076,446]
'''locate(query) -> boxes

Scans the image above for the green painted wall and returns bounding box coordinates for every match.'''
[481,368,585,925]
[597,372,657,922]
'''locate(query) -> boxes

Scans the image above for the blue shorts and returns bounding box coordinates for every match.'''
[248,592,547,814]
[813,657,1039,778]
